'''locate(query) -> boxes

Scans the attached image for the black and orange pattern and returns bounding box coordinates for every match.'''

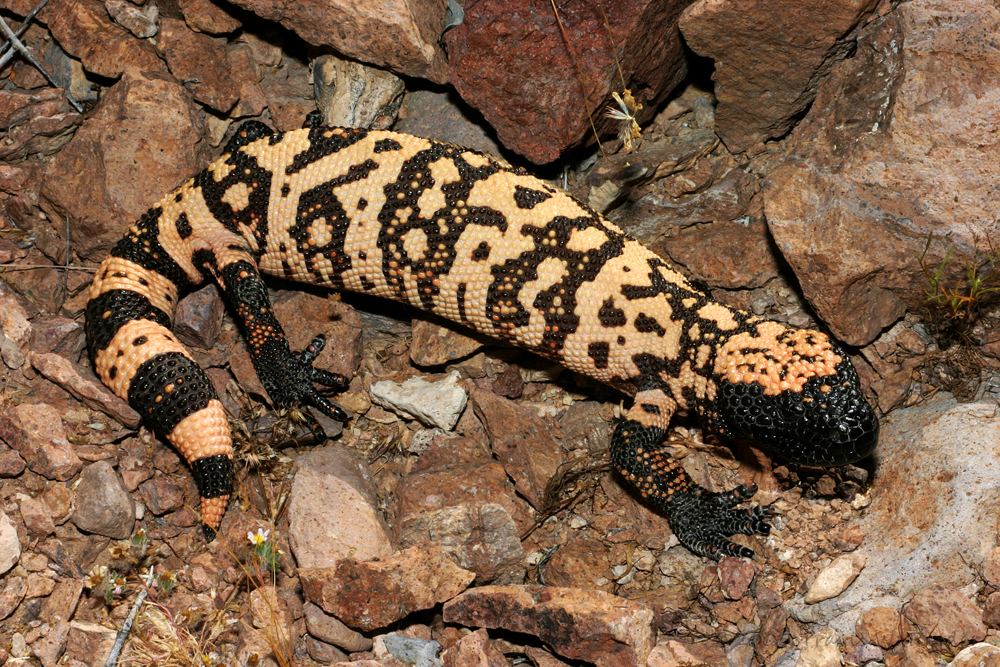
[86,120,879,556]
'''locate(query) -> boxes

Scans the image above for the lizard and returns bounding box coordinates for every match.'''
[85,117,879,559]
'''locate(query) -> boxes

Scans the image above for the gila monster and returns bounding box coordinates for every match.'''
[85,117,879,559]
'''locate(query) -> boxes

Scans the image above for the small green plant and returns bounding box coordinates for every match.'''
[917,232,1000,340]
[247,527,282,573]
[84,565,127,605]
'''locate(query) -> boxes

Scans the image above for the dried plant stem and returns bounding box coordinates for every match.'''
[0,5,83,113]
[105,567,156,667]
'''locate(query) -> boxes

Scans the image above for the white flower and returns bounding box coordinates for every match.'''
[248,528,270,546]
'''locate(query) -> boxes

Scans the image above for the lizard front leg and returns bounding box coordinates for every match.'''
[610,389,774,559]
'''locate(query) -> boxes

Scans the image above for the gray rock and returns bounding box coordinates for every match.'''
[786,393,1000,634]
[71,461,135,539]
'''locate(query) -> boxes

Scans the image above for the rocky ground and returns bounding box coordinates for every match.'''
[0,0,998,666]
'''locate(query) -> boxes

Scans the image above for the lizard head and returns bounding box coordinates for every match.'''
[704,321,879,466]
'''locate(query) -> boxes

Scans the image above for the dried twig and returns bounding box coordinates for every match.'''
[0,0,48,69]
[104,567,156,667]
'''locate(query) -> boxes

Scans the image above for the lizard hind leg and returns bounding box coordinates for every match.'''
[610,390,775,560]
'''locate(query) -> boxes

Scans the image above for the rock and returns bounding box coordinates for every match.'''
[227,0,449,83]
[380,634,444,666]
[444,586,655,667]
[313,54,404,129]
[903,584,986,645]
[542,536,611,591]
[0,88,81,161]
[0,288,31,346]
[157,18,241,113]
[29,316,85,360]
[0,450,25,478]
[843,643,883,666]
[29,353,141,429]
[173,284,224,350]
[304,602,372,652]
[104,0,158,38]
[472,388,563,510]
[40,66,210,261]
[440,629,505,667]
[856,606,905,649]
[718,557,754,600]
[41,578,84,623]
[46,0,162,78]
[409,317,486,367]
[370,372,468,430]
[177,0,242,34]
[64,623,116,667]
[71,461,135,539]
[444,0,690,163]
[984,592,1000,628]
[0,575,26,620]
[0,512,19,575]
[951,643,1000,667]
[287,446,393,570]
[0,403,83,480]
[654,218,779,290]
[804,553,866,604]
[17,494,56,538]
[679,0,879,152]
[270,291,364,380]
[301,542,476,631]
[764,2,1000,345]
[139,477,185,515]
[305,635,349,664]
[647,640,728,667]
[394,89,506,157]
[31,620,70,667]
[796,628,840,667]
[755,607,787,663]
[395,503,526,585]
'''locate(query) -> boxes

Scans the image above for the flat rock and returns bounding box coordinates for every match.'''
[370,372,468,430]
[785,393,1000,635]
[177,0,242,34]
[409,317,486,367]
[64,623,116,667]
[226,0,448,83]
[0,575,26,620]
[0,403,83,481]
[40,66,210,261]
[443,585,655,667]
[856,606,905,649]
[394,89,506,157]
[46,0,162,78]
[903,584,986,646]
[679,0,880,152]
[17,494,56,538]
[764,1,1000,345]
[304,602,372,653]
[440,629,506,667]
[287,446,393,570]
[804,553,866,604]
[157,17,241,113]
[29,353,140,429]
[301,542,475,631]
[29,316,85,360]
[71,461,135,539]
[0,511,19,575]
[444,0,691,163]
[472,388,563,510]
[271,291,364,380]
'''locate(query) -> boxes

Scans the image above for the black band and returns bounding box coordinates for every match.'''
[191,454,233,499]
[127,352,216,435]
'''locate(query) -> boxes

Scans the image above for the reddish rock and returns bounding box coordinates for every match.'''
[271,291,364,379]
[227,44,268,119]
[679,0,880,152]
[227,0,448,83]
[0,450,26,477]
[443,586,655,667]
[857,606,905,649]
[0,403,82,481]
[177,0,242,34]
[40,485,73,526]
[256,51,314,131]
[394,89,506,157]
[490,364,524,399]
[648,640,728,667]
[0,575,25,621]
[46,0,162,78]
[301,542,476,631]
[0,88,81,161]
[40,578,84,624]
[984,592,1000,628]
[904,584,986,645]
[445,0,692,163]
[29,316,85,360]
[441,629,506,667]
[31,619,70,667]
[655,218,779,290]
[173,284,224,350]
[71,461,135,539]
[64,623,116,667]
[304,602,372,652]
[409,317,486,367]
[755,607,787,662]
[718,556,755,600]
[139,477,185,515]
[17,494,56,538]
[764,2,1000,345]
[472,389,564,510]
[40,66,210,261]
[287,446,393,570]
[29,353,140,429]
[157,18,241,113]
